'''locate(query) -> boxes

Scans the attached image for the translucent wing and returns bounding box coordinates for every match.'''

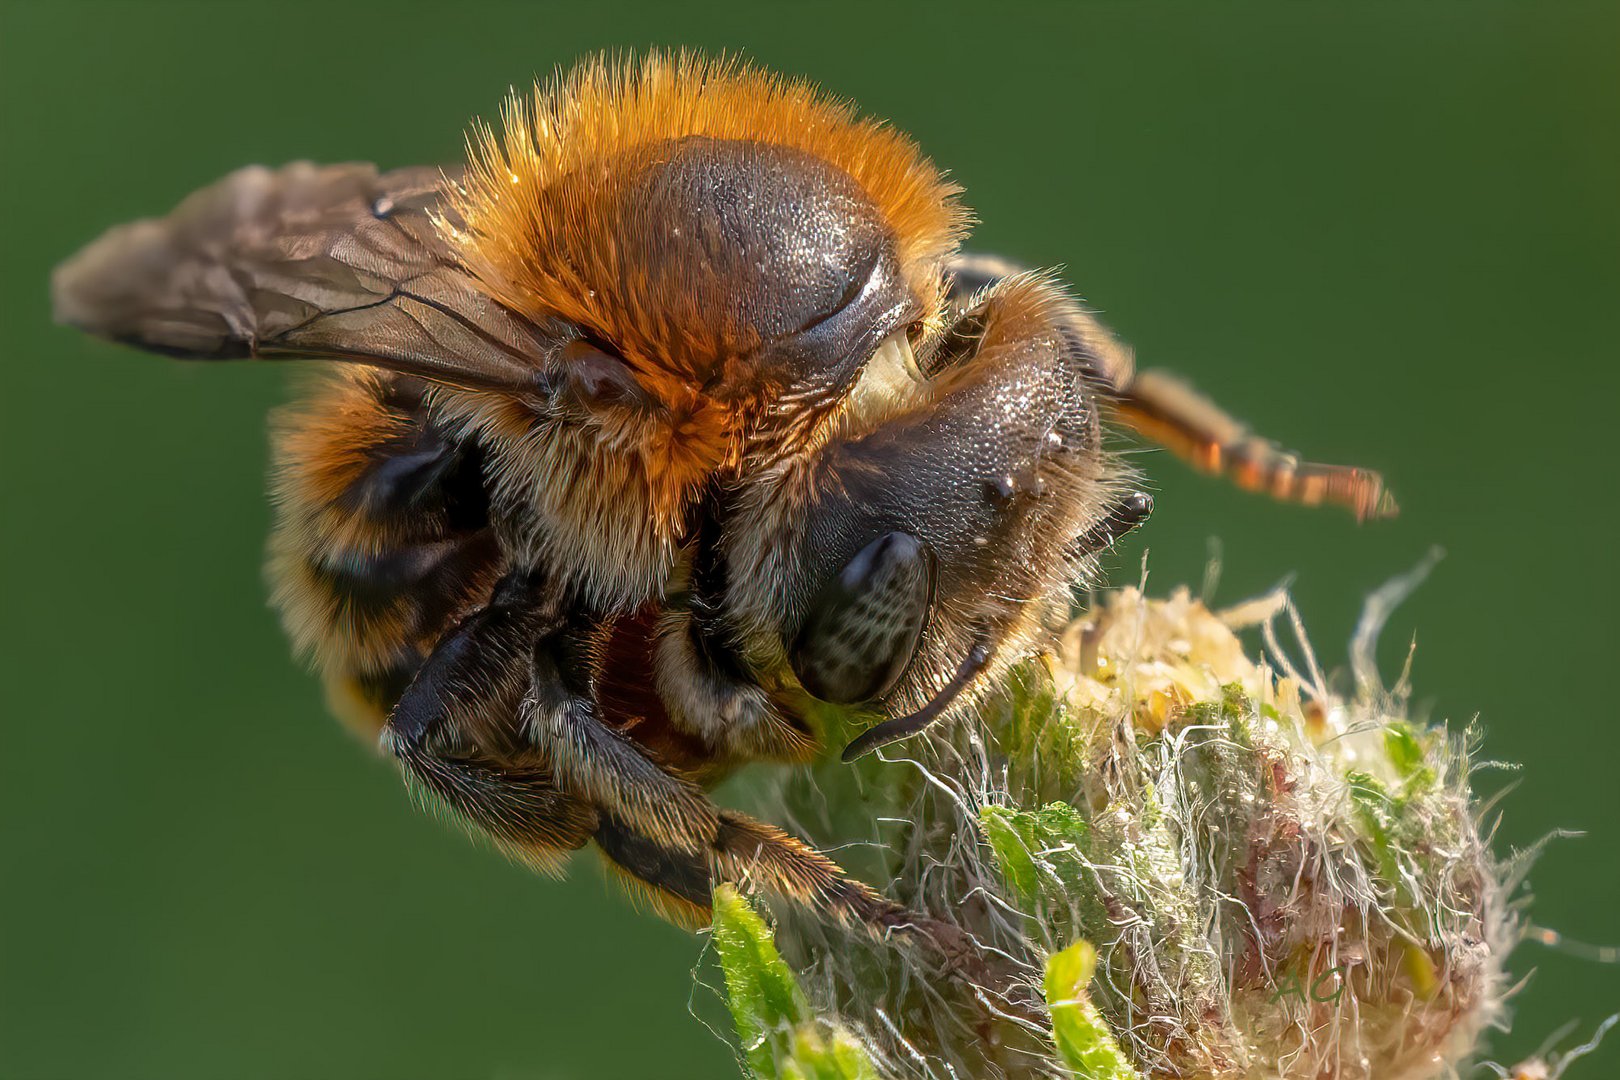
[52,162,550,391]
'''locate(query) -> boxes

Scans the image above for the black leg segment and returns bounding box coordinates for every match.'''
[380,570,597,863]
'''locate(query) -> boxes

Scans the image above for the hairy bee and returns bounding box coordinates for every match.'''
[52,54,1392,947]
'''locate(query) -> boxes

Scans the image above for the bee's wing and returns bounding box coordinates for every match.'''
[52,162,550,391]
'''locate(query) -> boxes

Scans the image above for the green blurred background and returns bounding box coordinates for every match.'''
[3,2,1616,1077]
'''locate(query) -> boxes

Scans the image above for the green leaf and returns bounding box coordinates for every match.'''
[1043,942,1141,1079]
[981,805,1042,903]
[712,885,881,1080]
[979,801,1092,908]
[1383,722,1437,791]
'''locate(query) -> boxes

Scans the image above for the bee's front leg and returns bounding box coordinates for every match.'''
[652,505,819,765]
[735,276,1151,758]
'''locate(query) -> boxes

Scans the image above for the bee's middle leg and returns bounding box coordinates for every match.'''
[523,614,720,854]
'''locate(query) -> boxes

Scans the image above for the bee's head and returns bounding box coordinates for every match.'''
[447,53,968,467]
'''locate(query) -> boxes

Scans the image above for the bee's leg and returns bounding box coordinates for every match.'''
[525,616,722,854]
[946,251,1396,521]
[654,605,819,762]
[586,812,847,930]
[381,571,598,873]
[706,811,922,935]
[268,369,500,738]
[595,807,1001,983]
[523,615,924,936]
[1111,368,1396,520]
[389,573,879,932]
[371,563,719,898]
[654,504,817,763]
[396,576,992,974]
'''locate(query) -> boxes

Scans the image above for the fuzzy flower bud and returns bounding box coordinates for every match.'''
[716,578,1513,1080]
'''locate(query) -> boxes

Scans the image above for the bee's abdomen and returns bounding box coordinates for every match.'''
[268,370,501,737]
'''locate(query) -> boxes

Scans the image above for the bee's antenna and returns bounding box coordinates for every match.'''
[841,634,993,762]
[1527,924,1620,964]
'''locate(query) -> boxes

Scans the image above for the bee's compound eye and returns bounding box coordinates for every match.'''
[790,531,934,704]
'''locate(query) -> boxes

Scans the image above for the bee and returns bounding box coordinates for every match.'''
[52,54,1392,950]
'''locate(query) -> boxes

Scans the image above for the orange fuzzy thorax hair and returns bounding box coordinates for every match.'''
[442,52,969,398]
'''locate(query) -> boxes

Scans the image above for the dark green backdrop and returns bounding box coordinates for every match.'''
[3,3,1616,1077]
